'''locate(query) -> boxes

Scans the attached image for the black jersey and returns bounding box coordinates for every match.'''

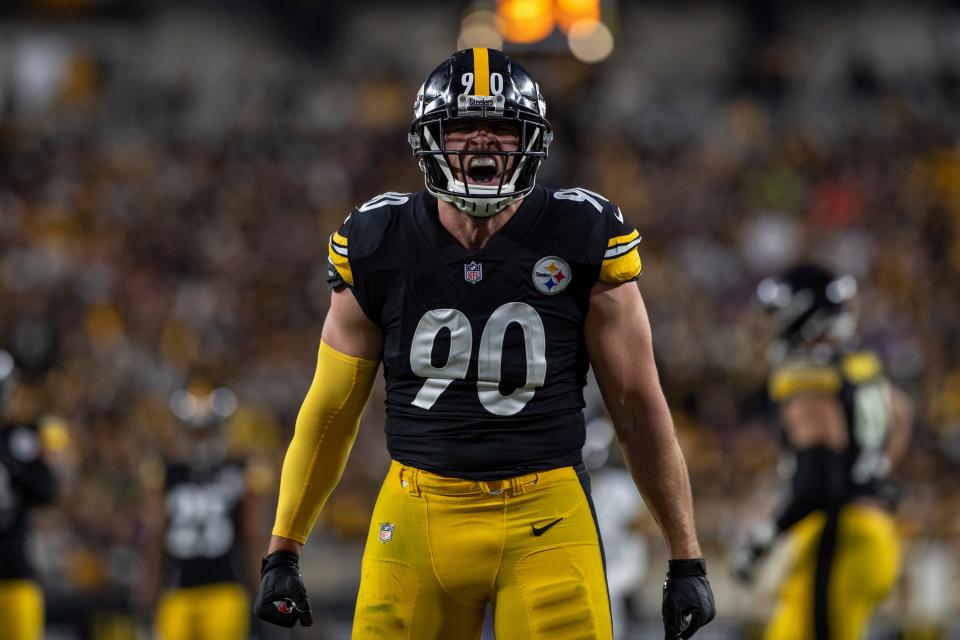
[0,423,55,580]
[327,185,642,479]
[768,349,896,505]
[162,460,248,588]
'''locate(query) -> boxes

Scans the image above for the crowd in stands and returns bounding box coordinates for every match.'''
[1,7,959,635]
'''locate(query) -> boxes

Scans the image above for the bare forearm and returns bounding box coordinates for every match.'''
[618,414,701,559]
[584,282,702,559]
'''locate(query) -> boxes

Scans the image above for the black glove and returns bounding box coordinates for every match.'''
[662,558,716,640]
[730,521,776,584]
[255,550,313,628]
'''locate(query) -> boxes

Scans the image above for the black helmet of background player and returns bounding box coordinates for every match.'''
[756,263,859,360]
[169,383,237,468]
[0,350,17,419]
[409,48,553,218]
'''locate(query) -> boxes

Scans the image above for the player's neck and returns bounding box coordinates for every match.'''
[437,198,524,252]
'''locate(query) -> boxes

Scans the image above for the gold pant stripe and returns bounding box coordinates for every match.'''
[353,460,612,639]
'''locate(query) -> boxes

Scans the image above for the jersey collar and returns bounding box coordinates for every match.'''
[415,185,547,262]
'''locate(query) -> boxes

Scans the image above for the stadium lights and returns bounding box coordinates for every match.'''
[567,18,614,63]
[461,0,613,64]
[496,0,555,44]
[458,7,504,50]
[554,0,600,34]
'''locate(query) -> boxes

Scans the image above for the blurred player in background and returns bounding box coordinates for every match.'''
[0,349,57,640]
[732,264,913,639]
[583,415,649,638]
[140,382,271,640]
[255,48,714,639]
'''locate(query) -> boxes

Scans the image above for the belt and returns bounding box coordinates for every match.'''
[392,460,573,497]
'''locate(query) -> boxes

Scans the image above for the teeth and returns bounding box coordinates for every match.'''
[468,157,497,169]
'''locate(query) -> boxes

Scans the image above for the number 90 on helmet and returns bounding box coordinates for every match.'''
[408,48,554,218]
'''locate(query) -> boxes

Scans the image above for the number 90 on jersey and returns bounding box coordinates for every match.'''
[409,303,547,417]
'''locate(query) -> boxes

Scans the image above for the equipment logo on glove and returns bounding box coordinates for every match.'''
[256,551,313,628]
[273,599,295,615]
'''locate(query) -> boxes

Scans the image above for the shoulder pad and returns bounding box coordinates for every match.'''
[549,187,642,285]
[841,351,884,384]
[768,361,842,402]
[327,192,412,288]
[550,186,615,215]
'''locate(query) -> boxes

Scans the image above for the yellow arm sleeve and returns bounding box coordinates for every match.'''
[272,341,379,543]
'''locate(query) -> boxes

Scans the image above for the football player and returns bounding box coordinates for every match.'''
[0,350,57,640]
[732,264,913,639]
[256,48,715,639]
[141,383,271,640]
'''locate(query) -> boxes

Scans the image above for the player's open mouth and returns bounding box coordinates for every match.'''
[466,156,501,184]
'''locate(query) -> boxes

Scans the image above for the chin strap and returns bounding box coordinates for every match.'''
[440,192,519,218]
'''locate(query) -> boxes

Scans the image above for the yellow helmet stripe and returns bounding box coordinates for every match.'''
[473,47,490,96]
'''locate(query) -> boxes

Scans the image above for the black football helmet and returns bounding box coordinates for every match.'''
[170,383,237,429]
[408,48,553,218]
[170,382,238,468]
[757,263,859,356]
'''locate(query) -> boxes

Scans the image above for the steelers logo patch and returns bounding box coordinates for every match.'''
[532,256,572,295]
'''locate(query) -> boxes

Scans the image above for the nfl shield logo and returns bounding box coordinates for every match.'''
[378,523,395,543]
[464,261,483,285]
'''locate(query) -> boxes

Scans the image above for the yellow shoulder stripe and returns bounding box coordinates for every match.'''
[842,351,883,383]
[769,365,841,402]
[605,230,642,261]
[599,249,642,284]
[607,229,639,248]
[327,243,354,286]
[332,231,348,247]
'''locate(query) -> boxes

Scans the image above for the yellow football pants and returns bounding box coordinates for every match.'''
[353,460,613,640]
[0,579,43,640]
[765,504,900,640]
[154,582,249,640]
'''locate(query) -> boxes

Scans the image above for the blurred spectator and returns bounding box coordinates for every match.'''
[0,2,958,636]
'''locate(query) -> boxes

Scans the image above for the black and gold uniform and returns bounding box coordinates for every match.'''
[153,459,255,640]
[764,349,900,640]
[326,184,641,638]
[328,185,640,478]
[0,422,55,640]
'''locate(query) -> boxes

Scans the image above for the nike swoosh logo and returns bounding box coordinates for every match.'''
[531,517,563,537]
